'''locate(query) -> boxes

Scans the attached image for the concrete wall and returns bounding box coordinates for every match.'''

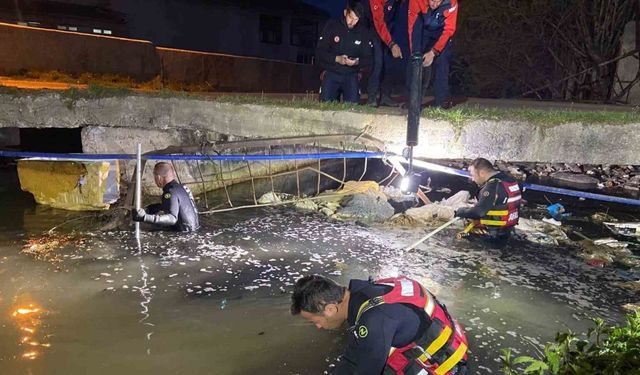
[0,22,159,80]
[1,92,640,165]
[158,47,318,92]
[0,22,319,92]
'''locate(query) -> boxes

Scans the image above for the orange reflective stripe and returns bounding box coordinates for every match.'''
[424,290,436,317]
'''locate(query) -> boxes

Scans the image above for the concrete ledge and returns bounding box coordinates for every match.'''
[1,92,639,165]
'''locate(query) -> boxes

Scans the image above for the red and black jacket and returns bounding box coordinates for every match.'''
[422,0,458,54]
[370,0,428,53]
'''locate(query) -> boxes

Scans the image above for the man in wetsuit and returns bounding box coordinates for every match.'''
[454,158,521,243]
[291,275,469,374]
[131,162,199,232]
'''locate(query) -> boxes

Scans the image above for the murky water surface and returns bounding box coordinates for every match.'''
[0,168,636,375]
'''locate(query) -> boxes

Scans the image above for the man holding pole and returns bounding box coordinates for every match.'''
[131,162,199,232]
[454,158,521,244]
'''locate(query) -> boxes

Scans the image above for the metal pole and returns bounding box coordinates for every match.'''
[135,143,142,245]
[404,217,460,251]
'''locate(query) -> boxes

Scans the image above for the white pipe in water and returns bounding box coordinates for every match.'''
[135,143,142,243]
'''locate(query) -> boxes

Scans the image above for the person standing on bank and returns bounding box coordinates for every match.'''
[131,162,200,232]
[316,0,372,104]
[421,0,458,109]
[454,158,521,244]
[374,0,428,107]
[291,275,469,374]
[362,0,403,107]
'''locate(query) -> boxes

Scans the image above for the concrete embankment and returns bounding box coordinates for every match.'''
[1,91,639,165]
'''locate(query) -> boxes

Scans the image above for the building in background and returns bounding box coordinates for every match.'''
[0,0,328,64]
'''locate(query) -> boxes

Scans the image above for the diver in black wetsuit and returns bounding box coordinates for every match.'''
[131,162,199,232]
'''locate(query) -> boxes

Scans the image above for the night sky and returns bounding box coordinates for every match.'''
[303,0,344,17]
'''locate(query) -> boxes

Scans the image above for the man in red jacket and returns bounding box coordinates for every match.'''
[369,0,428,107]
[421,0,458,108]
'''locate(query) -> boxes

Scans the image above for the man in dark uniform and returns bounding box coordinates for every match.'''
[132,162,199,232]
[454,158,521,244]
[316,0,372,103]
[291,275,469,374]
[421,0,458,109]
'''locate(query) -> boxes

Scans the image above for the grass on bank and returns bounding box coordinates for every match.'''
[500,312,640,375]
[423,106,640,126]
[1,69,639,125]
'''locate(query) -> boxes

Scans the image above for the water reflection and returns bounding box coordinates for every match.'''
[0,206,636,374]
[10,300,51,361]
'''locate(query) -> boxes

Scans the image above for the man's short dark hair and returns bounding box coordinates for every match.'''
[346,0,365,19]
[470,158,495,172]
[153,162,173,177]
[291,275,346,315]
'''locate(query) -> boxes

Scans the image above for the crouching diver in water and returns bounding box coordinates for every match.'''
[131,162,199,232]
[454,158,521,245]
[291,275,469,374]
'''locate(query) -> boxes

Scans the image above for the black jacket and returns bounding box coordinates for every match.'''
[144,180,199,232]
[334,279,423,374]
[455,171,518,219]
[316,17,372,75]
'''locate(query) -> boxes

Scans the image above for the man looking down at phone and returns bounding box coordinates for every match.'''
[316,0,372,104]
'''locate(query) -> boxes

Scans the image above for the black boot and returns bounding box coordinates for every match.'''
[379,95,402,107]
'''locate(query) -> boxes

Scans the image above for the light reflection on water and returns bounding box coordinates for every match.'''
[0,206,635,374]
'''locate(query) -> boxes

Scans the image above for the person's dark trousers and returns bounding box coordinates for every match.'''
[432,40,452,107]
[380,51,408,103]
[320,70,360,103]
[366,35,383,104]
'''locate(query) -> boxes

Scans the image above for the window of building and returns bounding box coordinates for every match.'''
[93,28,102,34]
[259,15,282,44]
[57,25,67,30]
[290,18,317,48]
[103,29,112,35]
[68,26,77,31]
[27,21,40,27]
[17,21,27,26]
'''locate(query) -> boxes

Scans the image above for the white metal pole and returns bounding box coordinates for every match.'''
[404,217,461,251]
[135,143,142,243]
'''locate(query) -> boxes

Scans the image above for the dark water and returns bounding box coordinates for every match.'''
[0,166,637,375]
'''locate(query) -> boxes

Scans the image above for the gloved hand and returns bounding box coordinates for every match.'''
[131,208,147,222]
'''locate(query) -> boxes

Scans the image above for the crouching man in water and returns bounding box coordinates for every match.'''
[291,275,469,374]
[454,158,521,245]
[131,162,199,232]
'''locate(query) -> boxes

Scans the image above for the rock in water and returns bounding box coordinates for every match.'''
[336,194,394,222]
[550,172,599,190]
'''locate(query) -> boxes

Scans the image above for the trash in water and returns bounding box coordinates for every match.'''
[542,217,562,226]
[603,222,640,238]
[546,203,571,221]
[220,299,227,309]
[593,238,629,249]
